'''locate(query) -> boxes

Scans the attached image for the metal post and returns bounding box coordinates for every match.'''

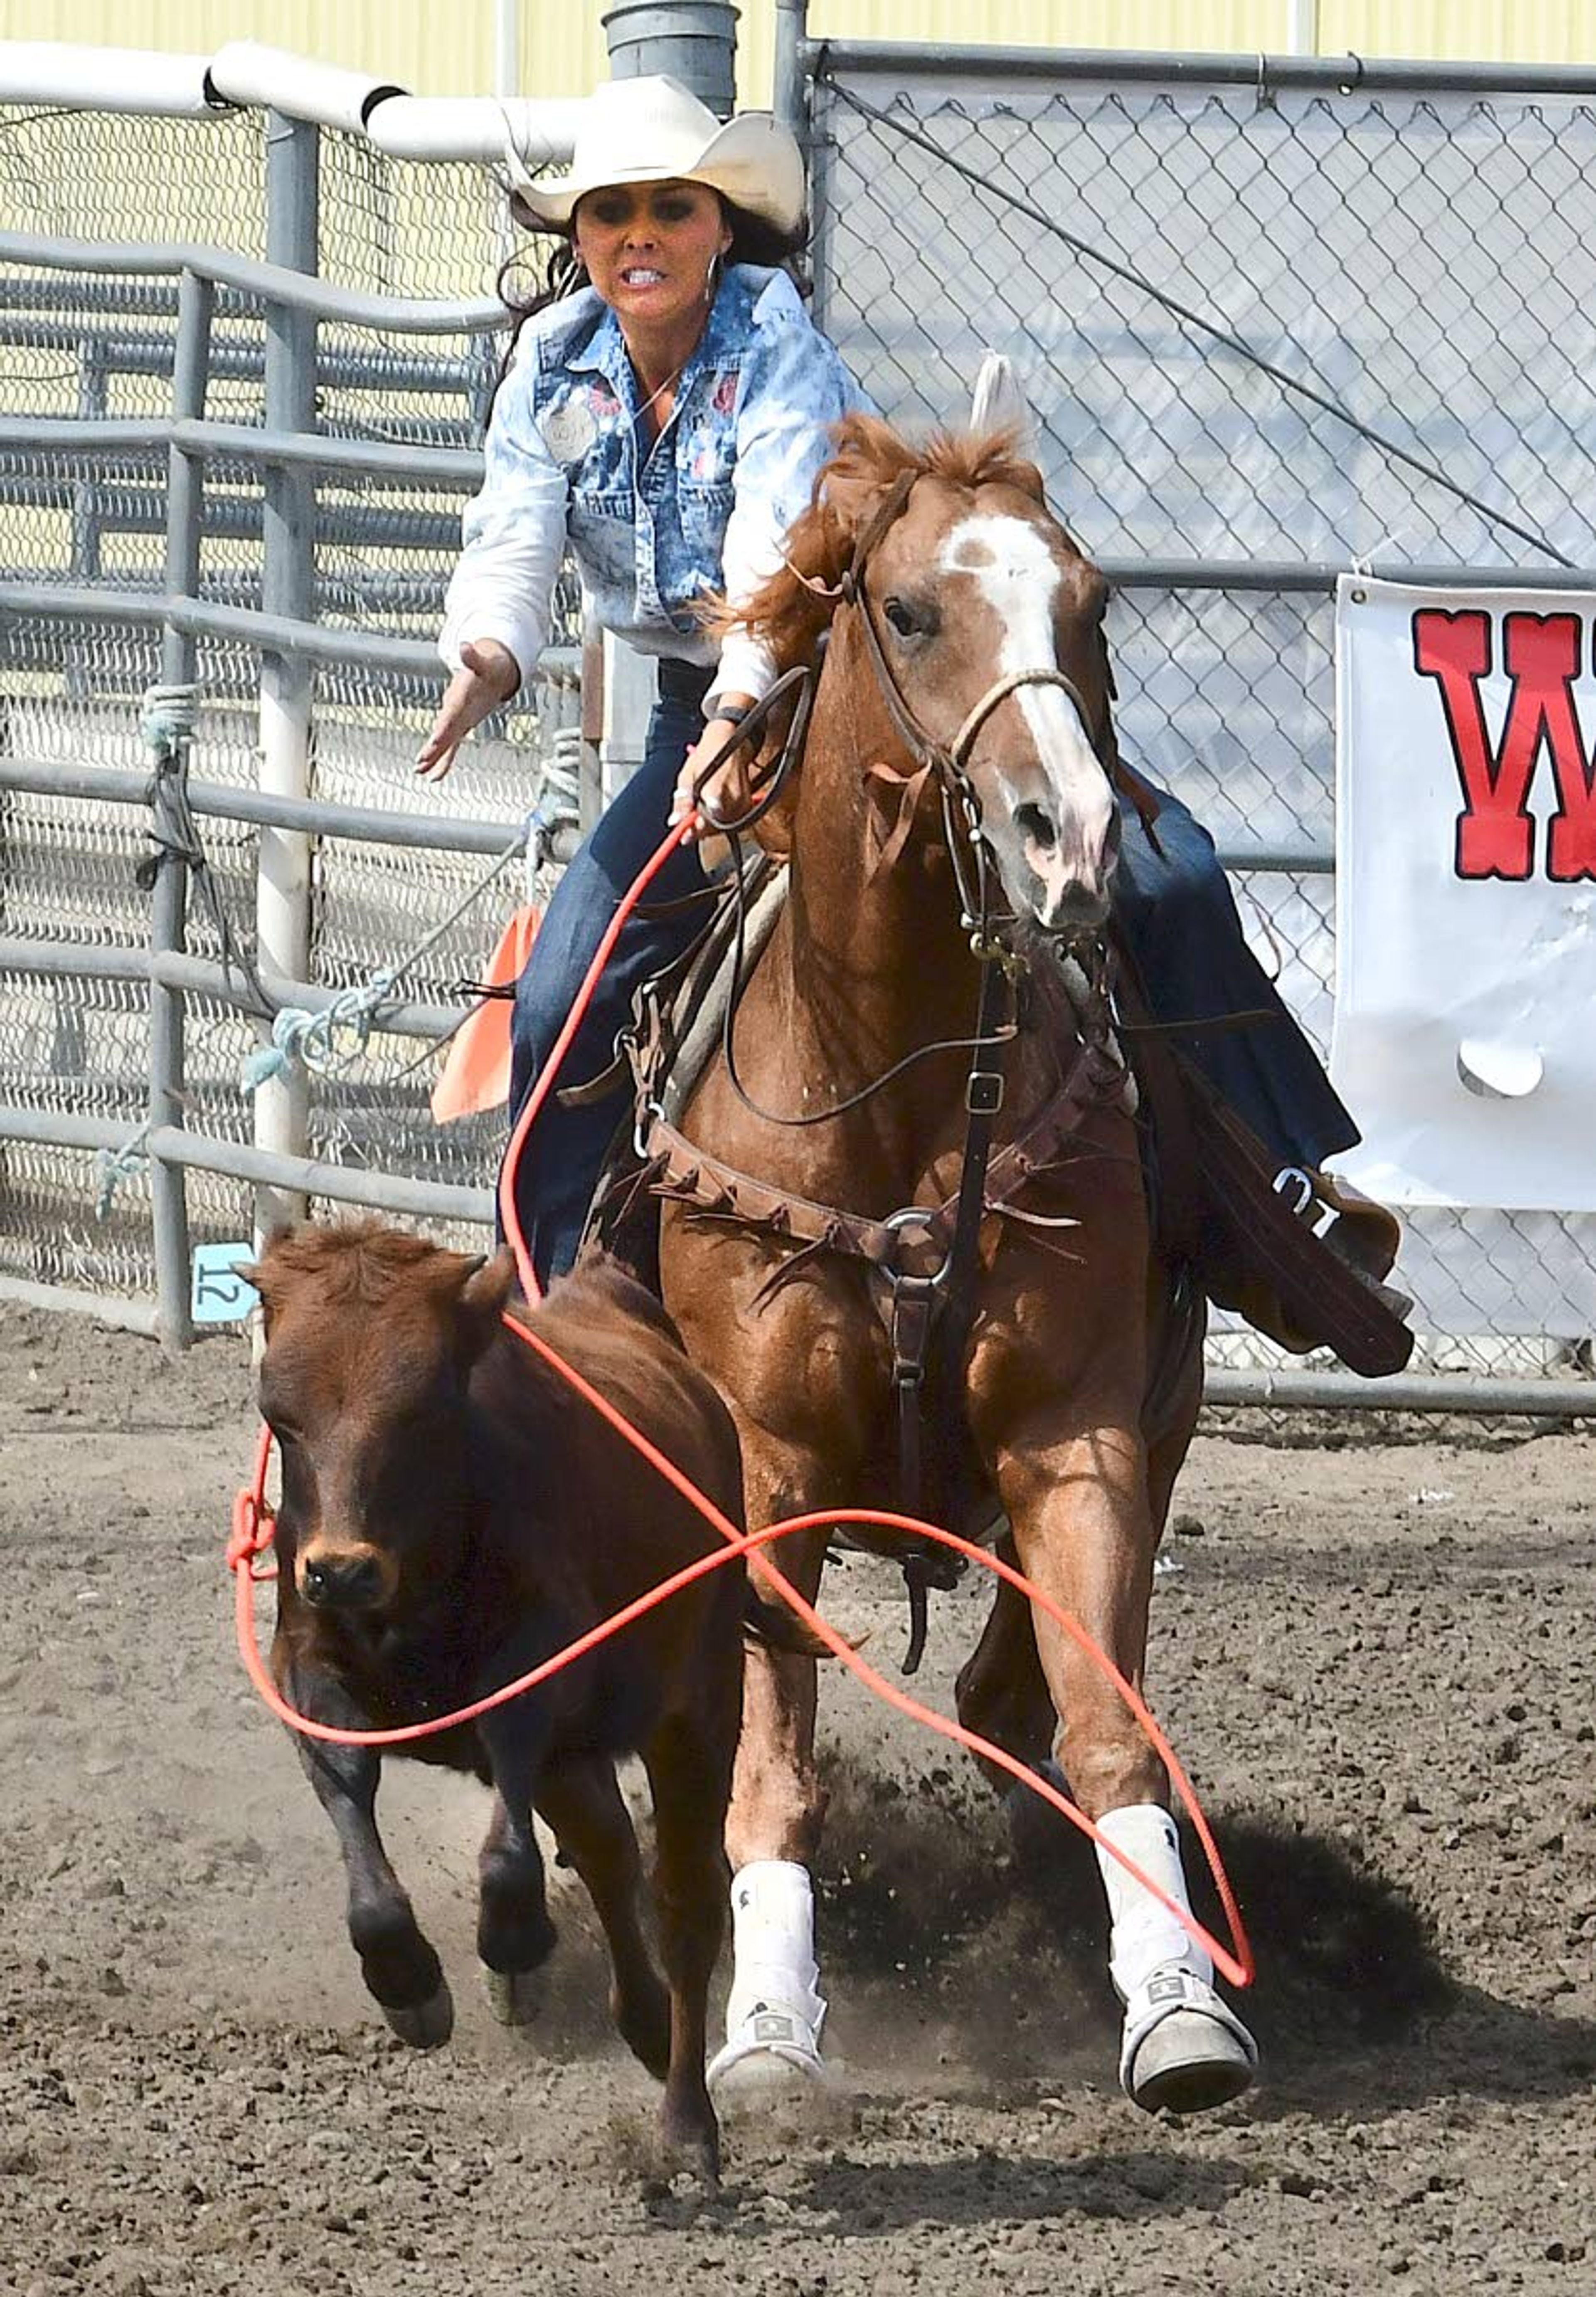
[1285,0,1320,55]
[494,0,520,95]
[600,633,655,808]
[773,0,808,138]
[602,1,738,117]
[69,336,107,584]
[146,758,194,1350]
[257,110,319,1237]
[143,265,215,1354]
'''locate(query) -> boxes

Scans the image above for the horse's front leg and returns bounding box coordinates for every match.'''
[995,1416,1256,2115]
[709,1476,834,2110]
[283,1655,453,2047]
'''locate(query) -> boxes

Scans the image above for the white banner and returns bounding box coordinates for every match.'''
[1330,574,1596,1217]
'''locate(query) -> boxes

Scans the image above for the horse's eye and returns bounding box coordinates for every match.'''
[882,595,916,638]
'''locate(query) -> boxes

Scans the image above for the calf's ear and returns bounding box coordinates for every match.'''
[234,1224,298,1327]
[457,1248,517,1357]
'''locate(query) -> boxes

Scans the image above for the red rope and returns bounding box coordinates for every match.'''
[230,810,1254,1992]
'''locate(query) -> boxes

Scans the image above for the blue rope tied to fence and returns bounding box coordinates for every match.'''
[140,683,202,762]
[96,1127,151,1220]
[240,971,399,1091]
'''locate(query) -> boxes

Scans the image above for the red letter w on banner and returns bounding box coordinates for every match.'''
[1413,609,1596,883]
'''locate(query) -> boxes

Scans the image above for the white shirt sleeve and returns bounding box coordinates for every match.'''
[438,338,569,688]
[713,291,860,703]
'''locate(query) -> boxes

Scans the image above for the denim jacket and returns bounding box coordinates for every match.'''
[439,264,867,704]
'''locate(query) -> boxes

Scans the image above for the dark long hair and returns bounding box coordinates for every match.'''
[490,194,810,407]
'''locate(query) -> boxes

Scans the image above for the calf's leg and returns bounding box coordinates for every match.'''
[644,1703,737,2183]
[288,1667,452,2046]
[534,1755,671,2080]
[475,1787,559,2027]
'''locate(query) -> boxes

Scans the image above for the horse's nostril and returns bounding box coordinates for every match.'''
[1015,802,1057,852]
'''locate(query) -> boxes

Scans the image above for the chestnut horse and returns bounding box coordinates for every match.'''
[653,414,1257,2115]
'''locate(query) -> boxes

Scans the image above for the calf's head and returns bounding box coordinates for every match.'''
[246,1222,515,1617]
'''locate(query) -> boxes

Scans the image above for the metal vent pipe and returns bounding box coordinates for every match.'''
[601,1,738,118]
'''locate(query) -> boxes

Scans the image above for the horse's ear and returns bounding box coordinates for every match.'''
[969,353,1047,506]
[457,1248,517,1356]
[970,351,1036,454]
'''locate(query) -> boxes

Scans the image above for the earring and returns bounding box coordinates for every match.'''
[704,249,724,303]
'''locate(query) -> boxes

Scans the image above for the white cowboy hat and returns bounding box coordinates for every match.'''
[510,74,805,237]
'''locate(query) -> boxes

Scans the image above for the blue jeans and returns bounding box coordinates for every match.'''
[502,659,715,1284]
[1113,786,1357,1173]
[502,680,1358,1286]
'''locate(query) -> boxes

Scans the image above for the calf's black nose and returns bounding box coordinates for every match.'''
[302,1552,383,1610]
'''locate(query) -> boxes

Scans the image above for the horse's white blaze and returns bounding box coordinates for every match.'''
[942,513,1115,921]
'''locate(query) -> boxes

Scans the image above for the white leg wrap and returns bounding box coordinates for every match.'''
[1094,1803,1210,1998]
[1095,1804,1257,2112]
[707,1860,828,2096]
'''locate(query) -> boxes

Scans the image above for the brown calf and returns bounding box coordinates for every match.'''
[247,1220,749,2179]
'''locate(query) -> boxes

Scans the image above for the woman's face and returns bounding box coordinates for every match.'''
[573,179,732,340]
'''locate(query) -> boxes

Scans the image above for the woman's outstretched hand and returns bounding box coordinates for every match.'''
[416,638,520,781]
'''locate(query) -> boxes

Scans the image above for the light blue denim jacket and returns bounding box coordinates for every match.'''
[439,263,869,703]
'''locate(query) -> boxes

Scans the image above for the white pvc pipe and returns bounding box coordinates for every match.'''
[0,41,221,115]
[0,37,584,163]
[208,40,404,133]
[363,93,586,164]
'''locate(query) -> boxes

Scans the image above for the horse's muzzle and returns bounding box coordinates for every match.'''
[1016,796,1119,938]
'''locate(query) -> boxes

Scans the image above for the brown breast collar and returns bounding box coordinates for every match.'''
[645,1024,1130,1293]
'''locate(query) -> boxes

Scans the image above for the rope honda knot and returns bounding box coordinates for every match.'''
[228,1471,277,1577]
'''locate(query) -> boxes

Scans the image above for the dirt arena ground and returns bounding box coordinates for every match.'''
[1,1300,1593,2296]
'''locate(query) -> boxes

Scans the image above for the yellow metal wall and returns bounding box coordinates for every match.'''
[1,1,1593,103]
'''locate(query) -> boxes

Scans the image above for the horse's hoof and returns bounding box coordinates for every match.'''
[707,2005,830,2116]
[482,1963,545,2027]
[1120,1967,1257,2116]
[382,1980,454,2050]
[659,2104,721,2190]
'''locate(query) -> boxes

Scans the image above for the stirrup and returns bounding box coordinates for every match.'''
[1273,1164,1401,1288]
[1119,1966,1258,2116]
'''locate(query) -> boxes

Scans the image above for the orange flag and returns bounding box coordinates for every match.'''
[430,905,540,1124]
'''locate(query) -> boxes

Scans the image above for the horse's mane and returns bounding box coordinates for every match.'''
[259,1219,477,1308]
[702,413,1046,676]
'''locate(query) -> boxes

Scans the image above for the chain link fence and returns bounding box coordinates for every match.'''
[1,94,581,1322]
[5,42,1596,1404]
[808,54,1596,1397]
